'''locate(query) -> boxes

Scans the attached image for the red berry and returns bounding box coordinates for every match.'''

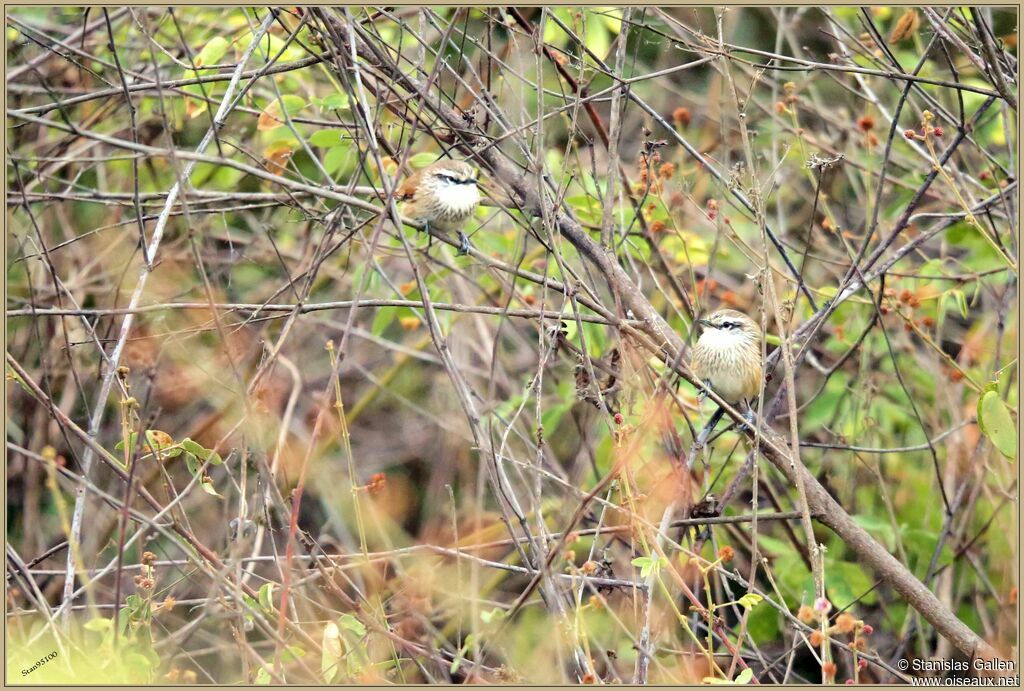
[904,129,916,139]
[932,126,943,137]
[613,413,624,425]
[862,624,873,635]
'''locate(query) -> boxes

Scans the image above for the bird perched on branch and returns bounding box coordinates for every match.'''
[691,308,764,408]
[396,159,481,255]
[686,308,764,470]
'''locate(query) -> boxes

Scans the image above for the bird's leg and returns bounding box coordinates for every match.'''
[422,220,435,254]
[456,230,472,256]
[737,401,756,433]
[685,405,725,472]
[697,379,712,403]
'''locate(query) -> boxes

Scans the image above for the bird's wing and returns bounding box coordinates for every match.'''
[395,170,421,200]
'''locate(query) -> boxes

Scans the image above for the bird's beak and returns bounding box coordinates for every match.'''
[697,318,710,327]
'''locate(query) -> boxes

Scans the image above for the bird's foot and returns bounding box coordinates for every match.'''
[456,231,472,256]
[697,380,711,404]
[738,408,756,433]
[422,222,434,253]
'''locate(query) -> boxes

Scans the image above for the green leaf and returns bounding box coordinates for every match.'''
[584,12,611,60]
[949,289,969,319]
[371,307,396,337]
[977,383,998,434]
[631,556,652,577]
[738,593,763,609]
[258,583,275,613]
[565,195,602,224]
[200,476,222,498]
[408,152,439,169]
[735,668,754,684]
[184,452,199,478]
[828,560,876,607]
[745,600,781,641]
[282,645,306,662]
[123,651,155,682]
[181,438,204,456]
[480,607,506,624]
[853,513,897,551]
[309,129,347,148]
[276,95,306,115]
[324,146,352,176]
[243,594,259,613]
[195,36,230,68]
[979,390,1016,459]
[540,399,573,437]
[255,667,271,685]
[338,613,366,637]
[321,93,350,111]
[124,593,143,614]
[449,633,475,675]
[346,652,365,679]
[181,438,223,465]
[631,555,666,579]
[597,7,624,34]
[114,432,138,452]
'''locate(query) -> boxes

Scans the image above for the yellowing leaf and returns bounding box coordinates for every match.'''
[370,156,398,183]
[978,389,1016,459]
[194,36,230,68]
[337,613,366,637]
[257,95,305,131]
[703,668,754,685]
[321,622,343,683]
[263,143,294,175]
[146,430,173,450]
[184,96,207,120]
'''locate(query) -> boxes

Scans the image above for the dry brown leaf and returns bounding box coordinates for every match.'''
[889,10,920,44]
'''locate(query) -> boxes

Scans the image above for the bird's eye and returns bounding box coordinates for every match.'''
[722,321,737,329]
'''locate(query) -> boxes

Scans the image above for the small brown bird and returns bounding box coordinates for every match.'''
[396,159,481,255]
[691,308,763,407]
